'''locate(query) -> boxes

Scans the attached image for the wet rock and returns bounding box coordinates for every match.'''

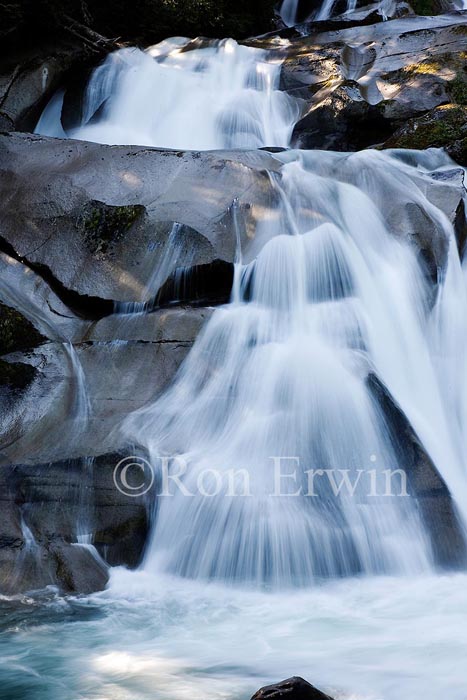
[0,133,279,304]
[0,451,150,594]
[48,542,109,594]
[0,542,109,595]
[0,302,210,464]
[0,461,110,595]
[276,14,467,151]
[382,104,467,162]
[251,677,335,700]
[0,41,93,132]
[367,373,467,569]
[10,453,149,569]
[0,243,210,465]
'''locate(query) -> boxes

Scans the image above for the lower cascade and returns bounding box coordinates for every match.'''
[2,5,467,699]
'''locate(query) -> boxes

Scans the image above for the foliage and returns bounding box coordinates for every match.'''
[385,105,467,158]
[0,0,277,50]
[0,302,44,355]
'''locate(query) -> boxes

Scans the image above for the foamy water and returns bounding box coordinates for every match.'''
[2,572,467,700]
[25,29,467,700]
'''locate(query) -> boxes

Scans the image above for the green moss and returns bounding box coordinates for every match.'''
[410,0,440,14]
[451,74,467,105]
[80,202,144,256]
[0,303,45,356]
[402,60,442,76]
[386,105,467,151]
[0,358,36,391]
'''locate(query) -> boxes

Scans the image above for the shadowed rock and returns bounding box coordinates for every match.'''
[251,677,335,700]
[0,132,280,304]
[367,372,467,569]
[265,13,467,151]
[0,451,149,595]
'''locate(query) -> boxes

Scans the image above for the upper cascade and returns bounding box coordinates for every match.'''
[279,0,357,25]
[36,38,300,151]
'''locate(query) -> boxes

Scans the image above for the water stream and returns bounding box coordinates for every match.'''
[16,29,467,700]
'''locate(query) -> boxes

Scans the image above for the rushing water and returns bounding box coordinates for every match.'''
[2,571,467,700]
[23,30,467,700]
[279,0,357,25]
[36,39,298,150]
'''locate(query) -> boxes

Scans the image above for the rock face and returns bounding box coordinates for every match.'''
[368,373,467,568]
[0,40,99,132]
[2,130,467,591]
[2,3,467,596]
[251,677,335,700]
[0,133,279,303]
[0,454,148,593]
[0,451,152,595]
[250,13,467,152]
[383,104,467,163]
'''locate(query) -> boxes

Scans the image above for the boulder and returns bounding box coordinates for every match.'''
[265,13,467,151]
[0,41,96,132]
[0,132,280,305]
[382,104,467,163]
[0,543,108,595]
[0,304,210,464]
[367,373,467,568]
[0,451,150,594]
[251,677,335,700]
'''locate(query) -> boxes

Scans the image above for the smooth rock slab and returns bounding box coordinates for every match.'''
[0,132,280,303]
[253,13,467,150]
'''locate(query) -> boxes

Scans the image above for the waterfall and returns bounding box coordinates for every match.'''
[280,0,301,25]
[37,39,299,150]
[35,37,467,586]
[279,0,359,26]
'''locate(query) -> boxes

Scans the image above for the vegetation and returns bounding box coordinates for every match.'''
[0,302,45,355]
[409,0,443,15]
[384,105,467,164]
[0,0,278,52]
[0,358,36,390]
[81,202,144,256]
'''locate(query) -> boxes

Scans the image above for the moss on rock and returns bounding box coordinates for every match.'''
[450,74,467,105]
[0,358,37,391]
[80,201,145,256]
[409,0,444,14]
[0,302,45,356]
[383,105,467,162]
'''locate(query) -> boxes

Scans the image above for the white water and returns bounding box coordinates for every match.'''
[30,33,467,700]
[279,0,358,26]
[2,572,467,700]
[37,39,299,150]
[280,0,302,25]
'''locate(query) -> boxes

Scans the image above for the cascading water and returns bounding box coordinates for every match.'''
[279,0,358,26]
[37,39,299,150]
[24,29,467,700]
[37,36,467,585]
[125,152,445,584]
[280,0,302,25]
